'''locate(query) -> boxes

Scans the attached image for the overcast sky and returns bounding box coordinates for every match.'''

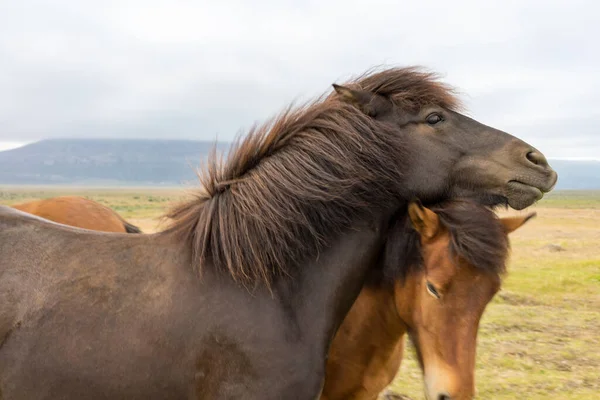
[0,0,598,159]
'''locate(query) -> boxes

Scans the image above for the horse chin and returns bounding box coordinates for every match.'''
[456,184,546,211]
[505,181,544,210]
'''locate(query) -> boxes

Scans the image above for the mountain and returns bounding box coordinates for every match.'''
[0,139,598,188]
[545,159,600,190]
[0,139,229,186]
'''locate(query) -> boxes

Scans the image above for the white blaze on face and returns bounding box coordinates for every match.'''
[423,362,454,400]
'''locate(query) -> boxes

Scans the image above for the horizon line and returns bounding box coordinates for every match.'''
[0,140,598,162]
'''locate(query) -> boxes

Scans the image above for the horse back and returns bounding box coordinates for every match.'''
[0,206,52,349]
[10,196,144,233]
[0,206,141,349]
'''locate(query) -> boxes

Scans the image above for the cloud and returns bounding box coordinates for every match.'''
[0,0,598,158]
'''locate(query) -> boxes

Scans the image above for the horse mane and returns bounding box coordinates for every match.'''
[162,66,461,289]
[380,199,510,285]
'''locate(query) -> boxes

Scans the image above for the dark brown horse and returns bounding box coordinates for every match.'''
[11,196,142,233]
[0,67,556,399]
[321,200,535,400]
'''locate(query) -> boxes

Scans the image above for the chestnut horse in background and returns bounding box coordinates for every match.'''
[11,196,141,233]
[321,200,535,400]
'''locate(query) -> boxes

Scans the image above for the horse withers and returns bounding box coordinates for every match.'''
[322,200,534,400]
[0,67,556,399]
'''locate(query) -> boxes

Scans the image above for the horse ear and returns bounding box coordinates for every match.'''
[332,84,392,117]
[499,212,536,234]
[408,200,439,239]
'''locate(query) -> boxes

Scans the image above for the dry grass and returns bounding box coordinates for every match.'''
[1,186,598,399]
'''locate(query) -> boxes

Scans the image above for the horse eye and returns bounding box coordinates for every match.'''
[426,113,443,125]
[426,281,441,299]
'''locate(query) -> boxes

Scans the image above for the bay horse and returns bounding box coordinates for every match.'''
[0,66,556,399]
[321,200,535,400]
[11,196,142,233]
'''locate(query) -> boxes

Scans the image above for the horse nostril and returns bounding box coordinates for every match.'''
[526,151,548,167]
[437,395,451,400]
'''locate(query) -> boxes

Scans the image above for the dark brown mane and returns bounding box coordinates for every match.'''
[381,199,509,284]
[162,66,461,289]
[349,66,462,113]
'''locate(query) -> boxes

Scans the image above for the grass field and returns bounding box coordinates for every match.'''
[1,186,598,399]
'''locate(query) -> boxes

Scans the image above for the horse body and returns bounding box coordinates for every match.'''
[0,207,388,399]
[0,67,556,399]
[11,196,141,233]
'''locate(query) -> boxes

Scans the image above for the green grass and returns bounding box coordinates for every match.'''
[535,190,600,209]
[1,187,598,399]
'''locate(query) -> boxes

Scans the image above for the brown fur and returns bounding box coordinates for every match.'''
[322,200,534,400]
[12,196,142,234]
[164,67,462,289]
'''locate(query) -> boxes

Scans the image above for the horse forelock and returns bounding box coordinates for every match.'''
[433,200,509,276]
[162,66,461,290]
[380,199,509,286]
[346,66,463,113]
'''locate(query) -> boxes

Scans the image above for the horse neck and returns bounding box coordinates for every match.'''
[360,282,407,342]
[275,211,394,353]
[330,281,406,363]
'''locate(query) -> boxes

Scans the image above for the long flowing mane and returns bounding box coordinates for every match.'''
[163,67,461,289]
[381,199,510,284]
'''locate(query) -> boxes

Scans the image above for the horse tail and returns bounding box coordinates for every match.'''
[122,220,142,234]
